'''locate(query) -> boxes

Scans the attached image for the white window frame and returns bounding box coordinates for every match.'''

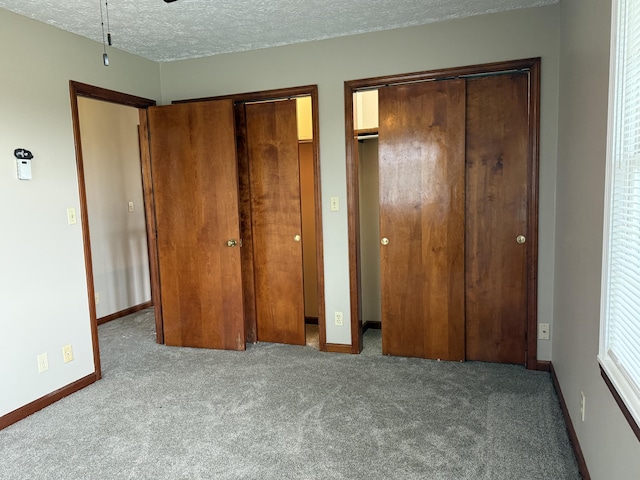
[598,0,640,434]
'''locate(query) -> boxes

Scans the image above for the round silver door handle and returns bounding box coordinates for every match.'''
[381,237,389,246]
[227,239,238,247]
[294,235,301,242]
[516,235,526,244]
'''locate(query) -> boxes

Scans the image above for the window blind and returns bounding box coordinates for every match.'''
[600,0,640,427]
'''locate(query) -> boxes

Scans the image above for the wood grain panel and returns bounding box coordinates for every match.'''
[465,74,529,364]
[299,142,319,318]
[174,86,325,351]
[138,112,163,344]
[148,100,245,350]
[234,104,258,344]
[378,80,466,360]
[246,100,305,345]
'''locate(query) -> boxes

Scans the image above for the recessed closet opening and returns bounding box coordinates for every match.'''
[296,97,321,349]
[354,90,382,353]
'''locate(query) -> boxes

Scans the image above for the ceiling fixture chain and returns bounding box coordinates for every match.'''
[99,0,112,66]
[106,1,112,46]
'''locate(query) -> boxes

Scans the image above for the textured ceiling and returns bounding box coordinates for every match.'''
[0,0,556,62]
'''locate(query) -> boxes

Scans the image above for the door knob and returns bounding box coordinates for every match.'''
[227,239,238,247]
[381,237,389,246]
[294,235,301,242]
[516,235,526,244]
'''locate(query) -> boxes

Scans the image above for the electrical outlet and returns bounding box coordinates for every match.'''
[37,353,48,373]
[62,344,74,363]
[128,201,134,212]
[334,311,344,326]
[538,323,550,340]
[95,292,100,305]
[580,391,586,422]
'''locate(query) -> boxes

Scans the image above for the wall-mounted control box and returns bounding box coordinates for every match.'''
[14,148,34,180]
[17,159,32,180]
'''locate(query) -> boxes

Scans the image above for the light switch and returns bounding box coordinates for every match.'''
[67,208,77,225]
[330,196,340,212]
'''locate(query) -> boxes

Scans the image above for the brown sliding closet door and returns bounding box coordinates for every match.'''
[245,100,306,345]
[147,100,245,350]
[378,80,466,360]
[465,73,530,364]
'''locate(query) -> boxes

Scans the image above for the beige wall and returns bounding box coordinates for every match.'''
[79,98,151,318]
[159,5,560,347]
[0,9,160,417]
[554,0,640,477]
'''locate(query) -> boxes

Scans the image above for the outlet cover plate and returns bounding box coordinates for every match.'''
[62,344,74,363]
[538,323,550,340]
[37,353,48,373]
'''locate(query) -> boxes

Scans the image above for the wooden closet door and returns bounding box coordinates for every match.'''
[378,80,466,360]
[465,73,530,364]
[148,100,245,350]
[246,100,305,345]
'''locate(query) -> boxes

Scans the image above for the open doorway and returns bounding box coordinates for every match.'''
[77,97,152,324]
[69,81,158,378]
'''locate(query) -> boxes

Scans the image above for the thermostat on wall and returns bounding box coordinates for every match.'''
[14,148,33,180]
[17,159,32,180]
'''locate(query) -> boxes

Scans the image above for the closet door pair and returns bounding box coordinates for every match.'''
[379,74,530,365]
[146,99,305,350]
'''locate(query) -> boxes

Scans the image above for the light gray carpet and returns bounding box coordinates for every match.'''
[0,309,580,479]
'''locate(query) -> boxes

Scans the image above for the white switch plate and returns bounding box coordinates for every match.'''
[330,196,340,212]
[128,201,134,212]
[67,207,77,225]
[538,323,550,340]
